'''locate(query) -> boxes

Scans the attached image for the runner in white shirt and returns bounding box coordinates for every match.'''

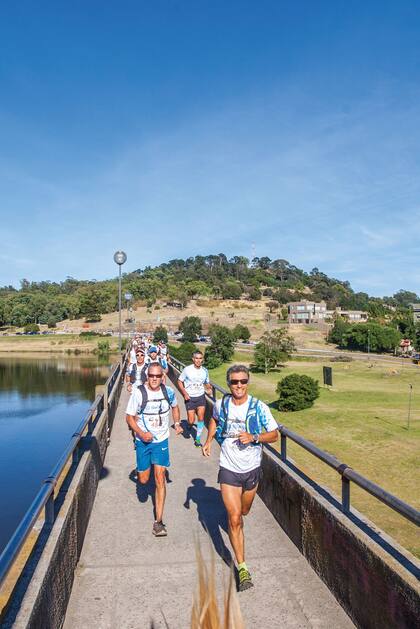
[202,364,278,591]
[126,363,182,537]
[177,351,212,448]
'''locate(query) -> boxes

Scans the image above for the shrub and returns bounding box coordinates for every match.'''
[170,342,199,365]
[232,324,251,342]
[121,338,128,350]
[47,317,57,328]
[24,323,40,333]
[207,325,235,363]
[203,346,223,369]
[276,374,319,411]
[179,316,202,342]
[153,325,168,344]
[330,355,353,362]
[97,339,110,356]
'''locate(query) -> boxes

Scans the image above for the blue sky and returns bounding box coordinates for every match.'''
[0,1,419,296]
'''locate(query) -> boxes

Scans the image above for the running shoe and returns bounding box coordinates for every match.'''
[152,521,167,537]
[238,567,253,591]
[194,439,202,448]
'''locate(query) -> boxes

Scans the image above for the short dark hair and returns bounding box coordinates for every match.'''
[226,364,250,383]
[192,350,203,358]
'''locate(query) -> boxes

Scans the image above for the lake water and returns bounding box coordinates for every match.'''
[0,354,115,555]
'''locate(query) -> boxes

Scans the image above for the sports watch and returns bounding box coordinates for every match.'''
[252,434,260,444]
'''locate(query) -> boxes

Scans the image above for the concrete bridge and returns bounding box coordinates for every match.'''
[1,359,419,628]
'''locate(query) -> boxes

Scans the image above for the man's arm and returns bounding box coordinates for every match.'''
[125,414,153,442]
[238,428,278,445]
[202,417,217,457]
[177,379,190,400]
[172,404,183,434]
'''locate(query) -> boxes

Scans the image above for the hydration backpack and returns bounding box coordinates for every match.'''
[215,394,264,445]
[129,363,149,385]
[137,384,172,425]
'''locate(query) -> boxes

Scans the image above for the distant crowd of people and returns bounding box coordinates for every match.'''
[124,332,278,592]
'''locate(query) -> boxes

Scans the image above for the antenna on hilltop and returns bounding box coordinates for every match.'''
[251,242,256,262]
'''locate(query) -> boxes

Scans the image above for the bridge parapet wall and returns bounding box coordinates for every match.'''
[168,363,420,629]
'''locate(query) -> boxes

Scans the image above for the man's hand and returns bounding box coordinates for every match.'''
[183,393,190,402]
[127,384,132,392]
[238,432,254,445]
[174,422,183,435]
[140,431,153,443]
[202,441,212,457]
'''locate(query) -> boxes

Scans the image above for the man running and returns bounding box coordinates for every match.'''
[126,364,182,536]
[177,350,212,448]
[126,349,148,392]
[202,364,278,591]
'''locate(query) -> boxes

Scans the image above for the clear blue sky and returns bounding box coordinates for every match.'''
[1,1,419,296]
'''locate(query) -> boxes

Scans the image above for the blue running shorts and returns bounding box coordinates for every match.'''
[136,438,170,471]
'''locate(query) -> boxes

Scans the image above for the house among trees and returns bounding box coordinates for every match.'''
[332,307,368,322]
[288,301,369,325]
[411,303,420,323]
[288,300,327,324]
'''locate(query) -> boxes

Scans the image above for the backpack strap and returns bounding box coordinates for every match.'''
[129,363,137,384]
[160,384,171,407]
[215,394,231,444]
[138,384,148,414]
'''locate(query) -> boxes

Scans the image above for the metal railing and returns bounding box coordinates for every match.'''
[0,356,126,590]
[169,357,420,527]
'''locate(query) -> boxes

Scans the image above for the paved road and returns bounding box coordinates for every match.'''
[64,387,354,629]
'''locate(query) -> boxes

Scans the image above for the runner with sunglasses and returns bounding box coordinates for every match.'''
[202,364,278,591]
[126,364,182,536]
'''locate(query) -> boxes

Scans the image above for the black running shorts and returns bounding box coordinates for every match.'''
[185,394,206,411]
[217,466,262,490]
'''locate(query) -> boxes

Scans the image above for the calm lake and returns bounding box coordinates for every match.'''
[0,354,115,555]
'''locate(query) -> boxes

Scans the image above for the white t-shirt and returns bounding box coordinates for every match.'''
[179,364,209,398]
[127,361,147,387]
[126,385,178,443]
[213,396,278,473]
[129,349,137,364]
[159,345,168,357]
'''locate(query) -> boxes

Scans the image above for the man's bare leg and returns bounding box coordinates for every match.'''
[241,485,258,516]
[220,483,244,564]
[154,465,167,522]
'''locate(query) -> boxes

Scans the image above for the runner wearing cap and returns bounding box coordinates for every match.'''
[202,364,278,591]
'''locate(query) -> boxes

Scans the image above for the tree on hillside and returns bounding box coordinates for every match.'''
[232,324,251,342]
[179,316,202,342]
[253,328,295,374]
[222,282,242,300]
[266,301,279,314]
[205,325,235,368]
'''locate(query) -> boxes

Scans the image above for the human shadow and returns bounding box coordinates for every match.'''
[183,478,233,567]
[178,419,195,440]
[129,468,172,520]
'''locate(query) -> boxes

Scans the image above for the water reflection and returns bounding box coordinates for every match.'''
[0,354,114,554]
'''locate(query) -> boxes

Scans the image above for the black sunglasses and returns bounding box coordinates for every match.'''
[148,373,163,379]
[229,379,249,385]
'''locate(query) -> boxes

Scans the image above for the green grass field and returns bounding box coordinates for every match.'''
[209,352,420,557]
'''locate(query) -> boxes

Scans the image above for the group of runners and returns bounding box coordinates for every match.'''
[125,337,279,592]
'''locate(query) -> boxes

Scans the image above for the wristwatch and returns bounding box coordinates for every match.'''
[252,434,260,444]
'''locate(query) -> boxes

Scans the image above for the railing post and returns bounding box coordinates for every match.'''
[45,493,55,525]
[212,385,216,402]
[280,433,287,462]
[342,476,351,514]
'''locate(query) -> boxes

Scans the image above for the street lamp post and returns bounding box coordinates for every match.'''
[113,251,127,354]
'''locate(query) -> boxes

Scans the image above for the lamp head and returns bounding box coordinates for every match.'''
[113,251,127,265]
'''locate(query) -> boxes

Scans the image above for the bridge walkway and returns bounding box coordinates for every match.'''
[63,386,354,628]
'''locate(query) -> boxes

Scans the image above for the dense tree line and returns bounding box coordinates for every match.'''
[0,254,418,329]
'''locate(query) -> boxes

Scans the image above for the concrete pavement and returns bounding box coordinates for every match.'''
[63,386,354,629]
